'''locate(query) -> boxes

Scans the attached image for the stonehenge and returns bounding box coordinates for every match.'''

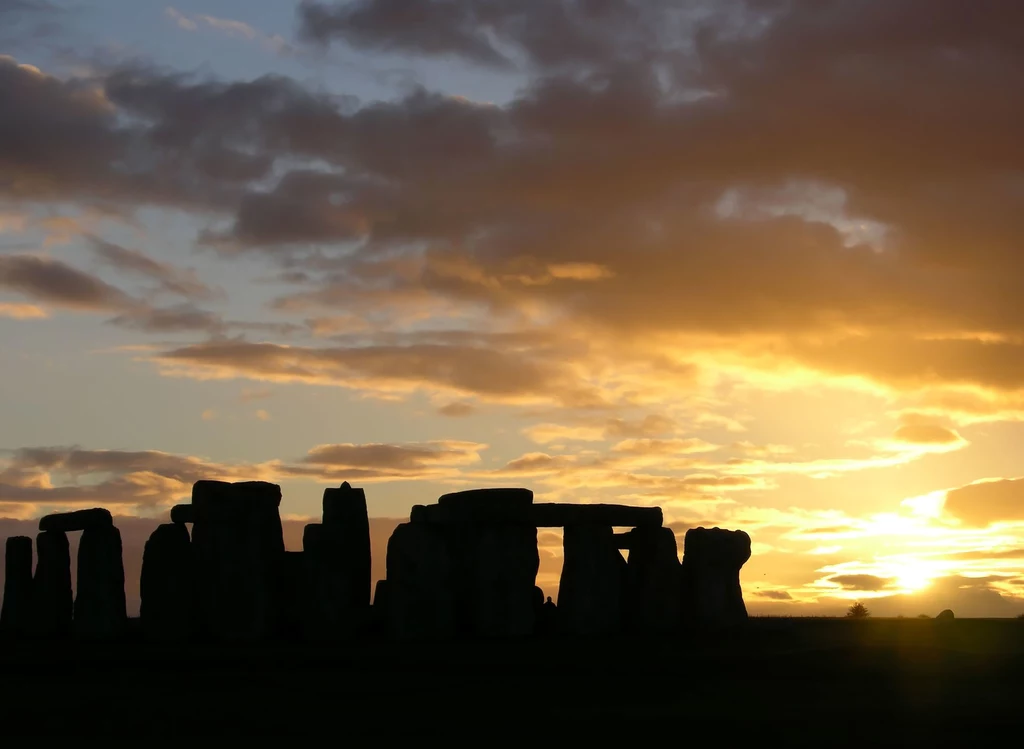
[189,479,285,642]
[73,523,127,639]
[0,536,33,638]
[140,523,195,640]
[0,482,753,644]
[679,527,751,627]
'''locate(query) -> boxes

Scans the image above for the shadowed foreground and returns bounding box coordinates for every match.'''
[1,617,1021,740]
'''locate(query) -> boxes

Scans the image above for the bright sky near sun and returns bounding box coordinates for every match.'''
[3,0,1024,617]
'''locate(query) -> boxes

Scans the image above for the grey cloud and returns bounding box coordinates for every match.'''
[296,0,678,71]
[754,590,792,600]
[830,574,894,592]
[943,477,1024,527]
[0,254,132,310]
[88,236,218,301]
[153,337,608,407]
[5,1,1024,404]
[106,303,226,334]
[437,402,476,417]
[300,441,483,470]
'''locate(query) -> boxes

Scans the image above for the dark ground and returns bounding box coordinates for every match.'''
[1,617,1022,740]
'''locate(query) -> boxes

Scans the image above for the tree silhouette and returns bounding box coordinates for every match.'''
[846,602,870,618]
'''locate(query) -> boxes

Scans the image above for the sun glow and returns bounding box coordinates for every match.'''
[888,561,939,593]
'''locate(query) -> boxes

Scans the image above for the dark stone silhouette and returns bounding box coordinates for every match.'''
[936,608,955,621]
[74,524,127,639]
[319,481,371,622]
[140,523,195,640]
[384,522,455,639]
[189,479,285,641]
[0,536,33,638]
[0,482,756,646]
[558,524,627,635]
[39,508,113,534]
[623,526,681,633]
[170,504,195,524]
[302,522,367,639]
[679,527,751,628]
[451,522,539,638]
[31,530,72,638]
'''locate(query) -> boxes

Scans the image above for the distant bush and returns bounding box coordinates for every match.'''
[846,602,870,619]
[917,614,931,619]
[1017,613,1024,620]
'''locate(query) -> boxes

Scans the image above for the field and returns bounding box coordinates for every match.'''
[1,617,1022,740]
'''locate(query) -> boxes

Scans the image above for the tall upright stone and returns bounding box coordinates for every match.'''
[302,523,361,640]
[190,479,285,642]
[557,524,626,636]
[623,526,680,634]
[385,522,455,640]
[0,536,33,638]
[679,527,751,628]
[322,482,371,607]
[74,524,127,639]
[31,530,72,638]
[140,523,195,640]
[432,488,539,638]
[453,523,539,638]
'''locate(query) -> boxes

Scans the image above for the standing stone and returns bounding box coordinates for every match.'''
[302,523,367,640]
[322,482,371,608]
[140,523,195,640]
[31,530,72,639]
[679,527,751,628]
[190,479,285,642]
[0,536,33,638]
[385,522,455,640]
[557,524,626,636]
[623,526,681,634]
[434,488,539,638]
[466,524,539,638]
[74,525,127,639]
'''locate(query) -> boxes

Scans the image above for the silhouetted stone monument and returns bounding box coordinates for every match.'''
[141,523,195,640]
[0,536,33,638]
[622,526,681,634]
[302,524,357,639]
[679,527,751,628]
[432,489,540,638]
[468,523,539,637]
[323,483,371,606]
[31,530,72,638]
[936,608,955,621]
[74,524,127,639]
[558,524,626,635]
[39,507,112,533]
[385,522,455,640]
[190,479,285,641]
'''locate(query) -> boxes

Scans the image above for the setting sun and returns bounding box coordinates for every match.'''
[889,562,938,593]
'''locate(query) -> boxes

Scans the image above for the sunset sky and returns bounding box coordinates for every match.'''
[3,0,1024,617]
